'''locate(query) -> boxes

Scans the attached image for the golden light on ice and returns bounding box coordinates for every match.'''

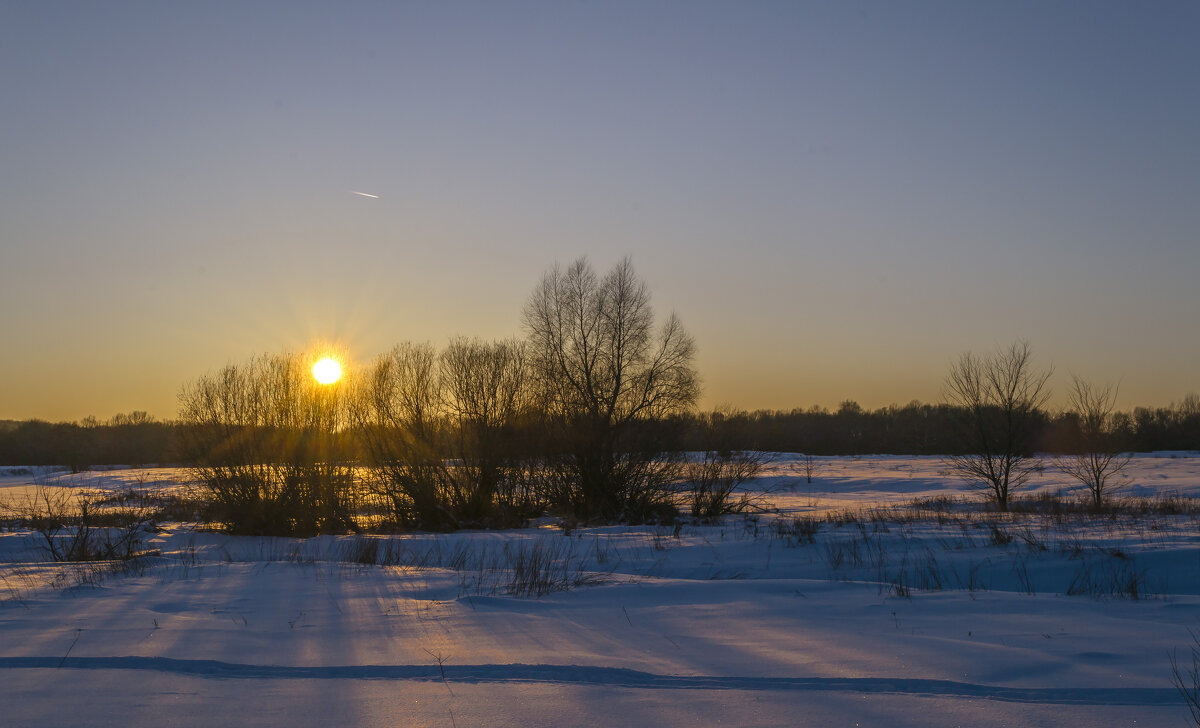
[312,357,342,385]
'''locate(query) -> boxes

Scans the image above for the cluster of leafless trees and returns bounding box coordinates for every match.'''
[944,341,1133,511]
[178,258,714,535]
[177,352,357,535]
[140,257,1187,531]
[352,338,539,531]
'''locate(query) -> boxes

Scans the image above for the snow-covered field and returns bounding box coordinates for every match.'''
[3,455,1200,726]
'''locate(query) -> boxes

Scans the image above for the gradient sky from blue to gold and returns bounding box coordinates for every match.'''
[2,1,1198,422]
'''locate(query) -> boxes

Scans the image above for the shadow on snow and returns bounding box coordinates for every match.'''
[0,656,1179,706]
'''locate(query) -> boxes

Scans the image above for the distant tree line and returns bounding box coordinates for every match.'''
[3,392,1198,469]
[674,396,1200,457]
[0,413,177,471]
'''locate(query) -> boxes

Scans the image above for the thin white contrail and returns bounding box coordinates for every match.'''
[349,190,380,199]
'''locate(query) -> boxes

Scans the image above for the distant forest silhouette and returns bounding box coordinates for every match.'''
[3,397,1198,470]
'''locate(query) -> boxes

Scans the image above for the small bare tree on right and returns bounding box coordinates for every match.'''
[795,454,818,484]
[1058,376,1132,509]
[945,341,1051,512]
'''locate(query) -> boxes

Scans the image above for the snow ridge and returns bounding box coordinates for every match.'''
[0,656,1179,705]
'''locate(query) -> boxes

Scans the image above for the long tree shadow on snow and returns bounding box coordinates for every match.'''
[0,656,1179,706]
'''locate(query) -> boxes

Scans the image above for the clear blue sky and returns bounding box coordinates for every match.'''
[2,1,1198,421]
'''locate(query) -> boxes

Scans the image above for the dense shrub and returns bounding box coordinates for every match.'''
[177,353,357,536]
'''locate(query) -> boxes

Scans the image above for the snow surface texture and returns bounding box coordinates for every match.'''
[2,454,1199,726]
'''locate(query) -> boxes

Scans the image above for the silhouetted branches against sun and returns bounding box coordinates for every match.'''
[176,258,699,534]
[177,352,357,536]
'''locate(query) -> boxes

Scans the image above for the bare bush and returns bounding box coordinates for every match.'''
[944,341,1051,512]
[460,539,606,598]
[685,449,772,522]
[440,337,542,526]
[352,339,546,531]
[178,352,357,536]
[684,410,772,520]
[9,484,153,562]
[351,343,454,530]
[1066,554,1151,599]
[773,516,820,546]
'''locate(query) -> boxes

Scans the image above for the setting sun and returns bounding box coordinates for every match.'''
[312,357,342,385]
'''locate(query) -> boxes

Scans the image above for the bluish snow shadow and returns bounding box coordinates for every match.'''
[0,656,1180,706]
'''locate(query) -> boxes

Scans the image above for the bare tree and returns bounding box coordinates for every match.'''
[523,257,698,522]
[1057,376,1132,508]
[944,341,1051,512]
[795,454,818,484]
[440,337,540,525]
[350,343,454,530]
